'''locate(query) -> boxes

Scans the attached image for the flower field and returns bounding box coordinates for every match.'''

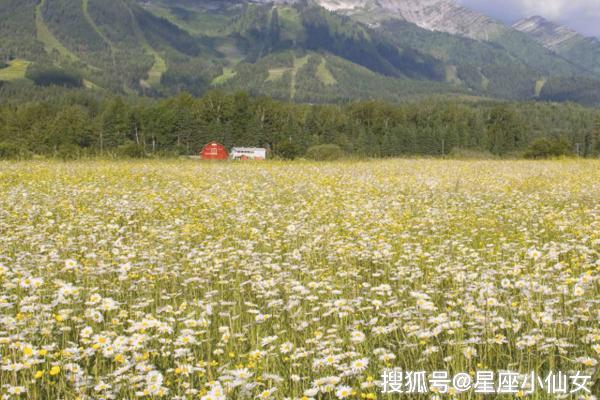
[0,159,598,399]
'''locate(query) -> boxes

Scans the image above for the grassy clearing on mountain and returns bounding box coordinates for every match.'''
[480,71,490,91]
[266,67,289,82]
[35,0,83,63]
[83,79,100,90]
[535,78,547,97]
[211,67,237,86]
[445,65,461,85]
[82,0,116,64]
[290,55,310,100]
[0,59,31,81]
[129,6,167,88]
[316,57,337,86]
[144,55,167,88]
[142,3,231,37]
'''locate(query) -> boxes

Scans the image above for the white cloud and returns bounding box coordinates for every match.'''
[457,0,600,36]
[519,0,600,19]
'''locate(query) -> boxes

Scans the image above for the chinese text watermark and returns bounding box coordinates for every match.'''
[381,370,593,395]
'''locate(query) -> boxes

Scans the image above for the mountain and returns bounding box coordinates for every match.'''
[513,16,600,76]
[312,0,590,79]
[513,16,579,50]
[316,0,506,40]
[0,0,471,102]
[1,0,600,105]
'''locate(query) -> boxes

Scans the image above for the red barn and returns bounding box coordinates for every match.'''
[200,142,228,160]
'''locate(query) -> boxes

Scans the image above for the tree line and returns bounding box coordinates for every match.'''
[1,89,599,159]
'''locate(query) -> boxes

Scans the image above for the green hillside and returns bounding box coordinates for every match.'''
[215,50,469,103]
[1,0,600,104]
[554,37,600,77]
[376,19,600,100]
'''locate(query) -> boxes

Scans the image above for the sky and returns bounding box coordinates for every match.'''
[457,0,600,37]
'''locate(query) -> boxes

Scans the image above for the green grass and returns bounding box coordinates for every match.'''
[35,0,83,63]
[144,55,167,88]
[290,54,309,100]
[83,79,100,90]
[0,59,31,81]
[0,41,99,90]
[481,70,490,91]
[535,78,547,97]
[266,67,290,82]
[445,65,461,85]
[143,3,231,37]
[316,57,337,86]
[211,67,237,85]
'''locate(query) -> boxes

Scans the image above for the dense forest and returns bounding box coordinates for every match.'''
[1,84,599,159]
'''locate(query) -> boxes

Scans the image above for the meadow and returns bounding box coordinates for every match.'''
[0,159,598,399]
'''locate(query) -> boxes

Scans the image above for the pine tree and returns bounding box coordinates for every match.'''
[269,8,281,51]
[47,106,92,156]
[486,105,525,155]
[594,115,600,156]
[101,97,131,152]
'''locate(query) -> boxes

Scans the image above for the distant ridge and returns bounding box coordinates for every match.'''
[513,15,600,76]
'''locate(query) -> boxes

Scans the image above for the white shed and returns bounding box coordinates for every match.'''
[230,147,267,160]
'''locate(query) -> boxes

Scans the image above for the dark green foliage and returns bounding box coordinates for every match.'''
[377,20,541,99]
[268,8,281,51]
[480,64,538,100]
[0,142,31,159]
[116,140,146,158]
[524,136,573,159]
[1,87,599,159]
[299,6,445,80]
[87,0,138,47]
[133,6,207,57]
[0,0,45,61]
[41,0,109,57]
[556,37,600,76]
[375,19,600,102]
[539,77,600,106]
[486,105,525,155]
[305,144,344,161]
[47,105,94,149]
[219,50,468,104]
[491,29,588,78]
[55,143,83,160]
[26,63,83,88]
[160,59,221,96]
[274,140,301,159]
[595,117,600,155]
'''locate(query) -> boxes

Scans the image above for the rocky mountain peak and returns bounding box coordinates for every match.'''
[512,16,581,51]
[312,0,506,40]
